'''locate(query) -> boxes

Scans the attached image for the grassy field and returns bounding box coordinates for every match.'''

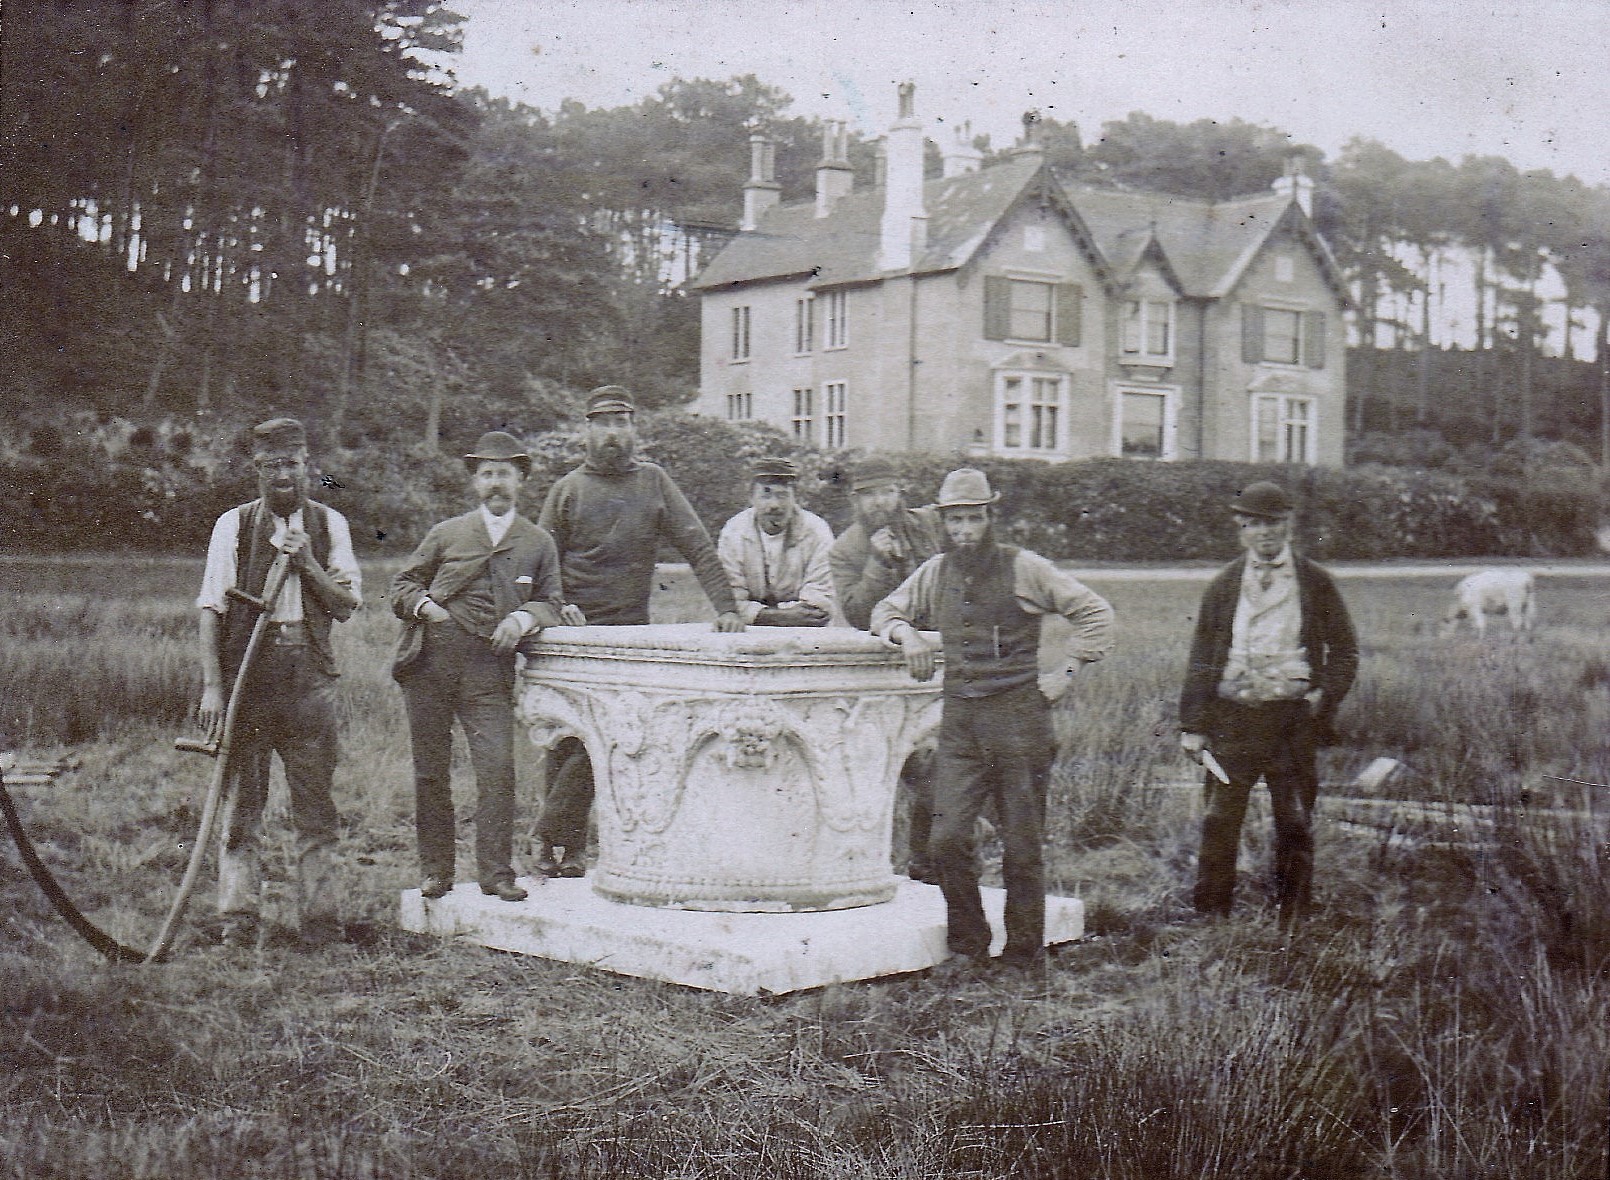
[2,557,1607,1177]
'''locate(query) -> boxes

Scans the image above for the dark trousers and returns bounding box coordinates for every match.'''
[221,642,340,918]
[931,683,1053,961]
[399,621,519,887]
[901,744,936,877]
[538,738,593,855]
[1193,699,1318,920]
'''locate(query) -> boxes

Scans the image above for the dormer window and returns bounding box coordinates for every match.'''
[1122,299,1173,362]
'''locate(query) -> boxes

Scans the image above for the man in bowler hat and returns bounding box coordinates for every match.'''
[1178,480,1358,928]
[873,468,1113,980]
[391,430,565,902]
[196,417,362,947]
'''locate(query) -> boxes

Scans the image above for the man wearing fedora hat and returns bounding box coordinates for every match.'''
[716,456,835,627]
[534,385,743,877]
[1179,480,1358,928]
[829,454,945,880]
[196,417,362,947]
[873,468,1113,979]
[390,430,566,903]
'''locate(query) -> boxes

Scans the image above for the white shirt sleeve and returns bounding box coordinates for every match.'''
[195,509,241,614]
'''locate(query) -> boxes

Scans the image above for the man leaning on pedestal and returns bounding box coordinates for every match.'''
[872,468,1113,981]
[390,431,566,903]
[1178,480,1359,930]
[717,456,835,627]
[829,455,945,881]
[196,417,362,948]
[534,386,744,878]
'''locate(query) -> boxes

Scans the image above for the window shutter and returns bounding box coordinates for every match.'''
[1241,303,1264,363]
[1055,283,1083,347]
[1304,310,1327,369]
[984,276,1010,341]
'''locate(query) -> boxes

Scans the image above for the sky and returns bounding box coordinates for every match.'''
[446,0,1610,188]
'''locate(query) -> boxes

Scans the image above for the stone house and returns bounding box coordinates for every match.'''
[688,86,1350,466]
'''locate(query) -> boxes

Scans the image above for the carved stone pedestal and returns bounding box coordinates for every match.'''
[515,624,943,911]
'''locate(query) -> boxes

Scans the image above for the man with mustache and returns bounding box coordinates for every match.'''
[391,431,566,904]
[1178,481,1357,930]
[829,455,944,880]
[873,468,1113,982]
[534,386,744,878]
[716,456,835,627]
[196,417,361,948]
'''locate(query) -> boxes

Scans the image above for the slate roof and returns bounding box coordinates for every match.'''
[691,157,1347,302]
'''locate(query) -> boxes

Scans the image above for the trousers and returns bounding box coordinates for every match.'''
[1192,699,1318,919]
[900,743,937,878]
[218,642,341,921]
[930,682,1053,962]
[399,621,520,887]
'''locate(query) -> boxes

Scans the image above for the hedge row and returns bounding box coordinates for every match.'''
[1,412,1602,561]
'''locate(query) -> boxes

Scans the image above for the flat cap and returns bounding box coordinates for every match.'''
[252,417,307,452]
[584,385,636,417]
[934,468,1000,508]
[463,430,532,476]
[1229,480,1294,518]
[750,456,800,483]
[848,455,900,492]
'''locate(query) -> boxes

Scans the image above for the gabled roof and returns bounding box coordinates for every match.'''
[691,157,1348,305]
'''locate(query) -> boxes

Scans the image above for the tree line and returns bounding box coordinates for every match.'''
[3,2,1609,472]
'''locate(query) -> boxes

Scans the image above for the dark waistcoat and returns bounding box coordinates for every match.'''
[223,499,336,679]
[935,544,1038,699]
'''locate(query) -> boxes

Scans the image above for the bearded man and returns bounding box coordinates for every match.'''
[196,417,361,948]
[873,468,1113,981]
[534,386,743,877]
[716,456,835,627]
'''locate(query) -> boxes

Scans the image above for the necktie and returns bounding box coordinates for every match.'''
[1255,561,1279,591]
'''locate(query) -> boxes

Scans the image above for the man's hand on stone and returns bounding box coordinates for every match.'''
[1179,732,1207,763]
[560,603,587,626]
[755,603,830,627]
[893,624,935,682]
[713,610,746,633]
[419,600,452,624]
[490,615,526,654]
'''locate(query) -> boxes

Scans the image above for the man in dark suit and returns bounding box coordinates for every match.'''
[391,431,565,902]
[1179,480,1359,928]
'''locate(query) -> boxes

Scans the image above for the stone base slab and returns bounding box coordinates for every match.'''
[398,877,1085,996]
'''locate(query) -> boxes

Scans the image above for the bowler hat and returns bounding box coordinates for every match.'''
[252,417,307,453]
[584,385,636,417]
[849,455,900,492]
[1229,480,1294,518]
[463,430,531,476]
[750,456,799,483]
[934,468,1000,509]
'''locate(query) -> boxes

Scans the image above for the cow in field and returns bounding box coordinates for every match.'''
[1441,569,1536,637]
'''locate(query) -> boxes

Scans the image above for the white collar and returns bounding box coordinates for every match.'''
[480,503,517,537]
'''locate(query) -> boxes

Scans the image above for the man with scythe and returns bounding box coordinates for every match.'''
[196,417,361,948]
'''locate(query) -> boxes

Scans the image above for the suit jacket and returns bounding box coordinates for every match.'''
[1179,553,1358,744]
[389,509,564,678]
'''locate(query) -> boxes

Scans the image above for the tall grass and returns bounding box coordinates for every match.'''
[1,559,1606,1177]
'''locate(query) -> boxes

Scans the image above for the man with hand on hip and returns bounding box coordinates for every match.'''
[391,431,565,903]
[873,468,1113,980]
[1178,480,1358,929]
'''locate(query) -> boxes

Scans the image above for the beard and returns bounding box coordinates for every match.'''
[262,478,308,516]
[585,436,635,473]
[945,522,995,566]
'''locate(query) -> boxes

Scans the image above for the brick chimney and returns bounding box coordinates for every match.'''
[1010,110,1045,161]
[1272,155,1314,216]
[877,82,928,272]
[942,121,982,177]
[741,133,780,232]
[815,120,853,218]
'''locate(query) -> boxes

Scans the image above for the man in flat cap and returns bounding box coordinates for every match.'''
[390,430,566,903]
[873,468,1113,981]
[829,454,945,880]
[716,456,835,627]
[1179,480,1357,930]
[196,417,362,947]
[534,386,743,878]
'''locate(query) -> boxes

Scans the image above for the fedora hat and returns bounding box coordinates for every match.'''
[934,467,1000,509]
[1229,480,1294,518]
[463,430,531,476]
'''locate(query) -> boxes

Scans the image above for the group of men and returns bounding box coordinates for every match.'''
[198,390,1356,973]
